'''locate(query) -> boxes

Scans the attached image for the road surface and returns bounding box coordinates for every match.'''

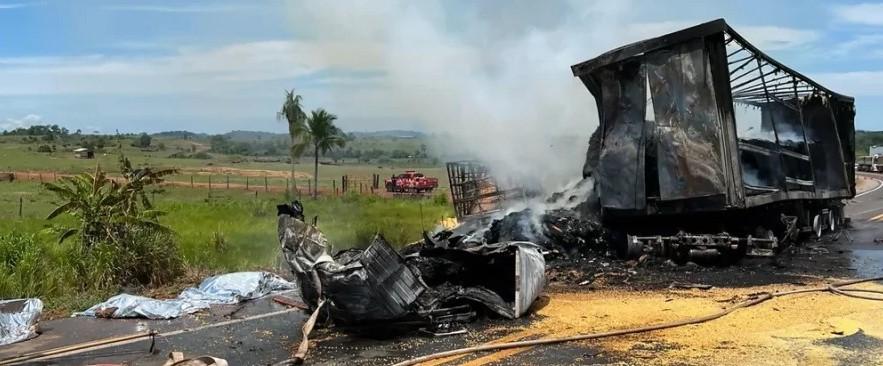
[3,174,883,365]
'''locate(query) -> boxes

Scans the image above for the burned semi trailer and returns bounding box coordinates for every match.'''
[571,19,855,260]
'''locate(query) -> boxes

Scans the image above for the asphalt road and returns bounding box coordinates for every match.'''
[4,174,883,365]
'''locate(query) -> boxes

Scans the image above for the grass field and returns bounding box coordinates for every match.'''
[0,137,449,191]
[0,130,458,316]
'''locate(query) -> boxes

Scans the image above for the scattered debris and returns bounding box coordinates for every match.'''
[272,296,309,310]
[162,352,228,366]
[0,298,42,346]
[278,200,546,327]
[670,282,713,290]
[75,272,295,319]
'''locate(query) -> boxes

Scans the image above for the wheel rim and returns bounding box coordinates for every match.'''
[813,215,822,238]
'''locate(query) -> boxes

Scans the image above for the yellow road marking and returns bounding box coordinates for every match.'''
[869,213,883,222]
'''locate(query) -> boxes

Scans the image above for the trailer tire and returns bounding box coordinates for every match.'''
[828,210,836,232]
[812,214,823,239]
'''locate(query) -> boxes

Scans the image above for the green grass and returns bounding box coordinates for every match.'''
[0,136,449,190]
[0,180,454,315]
[0,135,453,316]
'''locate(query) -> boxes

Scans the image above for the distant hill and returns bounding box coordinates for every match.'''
[152,131,207,139]
[857,130,883,156]
[349,130,425,138]
[223,130,287,142]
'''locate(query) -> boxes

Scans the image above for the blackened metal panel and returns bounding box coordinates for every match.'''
[321,236,426,323]
[833,100,857,197]
[764,102,815,192]
[646,39,727,201]
[706,33,744,207]
[594,61,646,209]
[802,96,849,193]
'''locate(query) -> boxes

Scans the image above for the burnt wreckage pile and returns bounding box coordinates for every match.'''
[276,18,857,334]
[277,202,545,332]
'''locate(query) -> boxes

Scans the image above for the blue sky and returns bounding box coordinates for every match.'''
[0,0,882,135]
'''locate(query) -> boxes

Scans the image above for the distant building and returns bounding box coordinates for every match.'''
[871,145,883,156]
[73,147,94,159]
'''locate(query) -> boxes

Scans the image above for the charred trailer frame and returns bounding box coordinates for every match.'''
[447,161,521,220]
[571,19,855,260]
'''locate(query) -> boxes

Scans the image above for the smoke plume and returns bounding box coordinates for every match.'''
[287,1,658,192]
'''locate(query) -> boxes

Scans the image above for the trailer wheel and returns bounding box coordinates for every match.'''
[828,210,837,232]
[812,214,823,239]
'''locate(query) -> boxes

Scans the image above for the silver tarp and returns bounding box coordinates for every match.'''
[75,272,296,319]
[0,298,43,346]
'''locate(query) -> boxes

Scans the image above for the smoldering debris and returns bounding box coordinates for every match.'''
[432,177,608,259]
[277,201,546,333]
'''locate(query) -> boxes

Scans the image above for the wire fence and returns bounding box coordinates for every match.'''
[5,170,450,199]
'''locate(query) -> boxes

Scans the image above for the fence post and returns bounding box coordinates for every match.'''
[246,177,249,190]
[191,175,194,188]
[333,180,336,195]
[308,180,312,196]
[208,175,212,191]
[39,173,42,183]
[360,182,363,194]
[286,178,289,196]
[19,196,23,218]
[226,175,229,189]
[264,176,268,192]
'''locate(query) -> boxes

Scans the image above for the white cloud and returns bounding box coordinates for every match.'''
[0,3,29,10]
[106,4,243,13]
[1,113,43,130]
[814,70,883,96]
[831,34,883,58]
[737,26,819,50]
[834,3,883,26]
[0,40,385,95]
[630,21,818,50]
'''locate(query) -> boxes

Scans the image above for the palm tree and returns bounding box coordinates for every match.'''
[276,90,307,196]
[295,109,346,197]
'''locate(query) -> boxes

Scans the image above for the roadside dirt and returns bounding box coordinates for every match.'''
[856,174,878,193]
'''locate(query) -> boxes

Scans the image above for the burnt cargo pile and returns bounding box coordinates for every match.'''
[569,19,855,262]
[276,201,545,334]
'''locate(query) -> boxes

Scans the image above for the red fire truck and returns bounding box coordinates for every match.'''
[385,170,439,193]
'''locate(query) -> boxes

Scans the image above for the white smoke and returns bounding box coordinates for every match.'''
[285,1,657,192]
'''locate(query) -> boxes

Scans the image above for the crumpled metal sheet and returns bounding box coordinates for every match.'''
[75,272,295,319]
[512,242,545,317]
[318,236,426,323]
[0,298,43,346]
[279,203,546,325]
[279,214,335,273]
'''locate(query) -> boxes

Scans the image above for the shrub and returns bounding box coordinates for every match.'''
[0,232,78,301]
[432,192,448,205]
[43,156,183,287]
[37,144,52,153]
